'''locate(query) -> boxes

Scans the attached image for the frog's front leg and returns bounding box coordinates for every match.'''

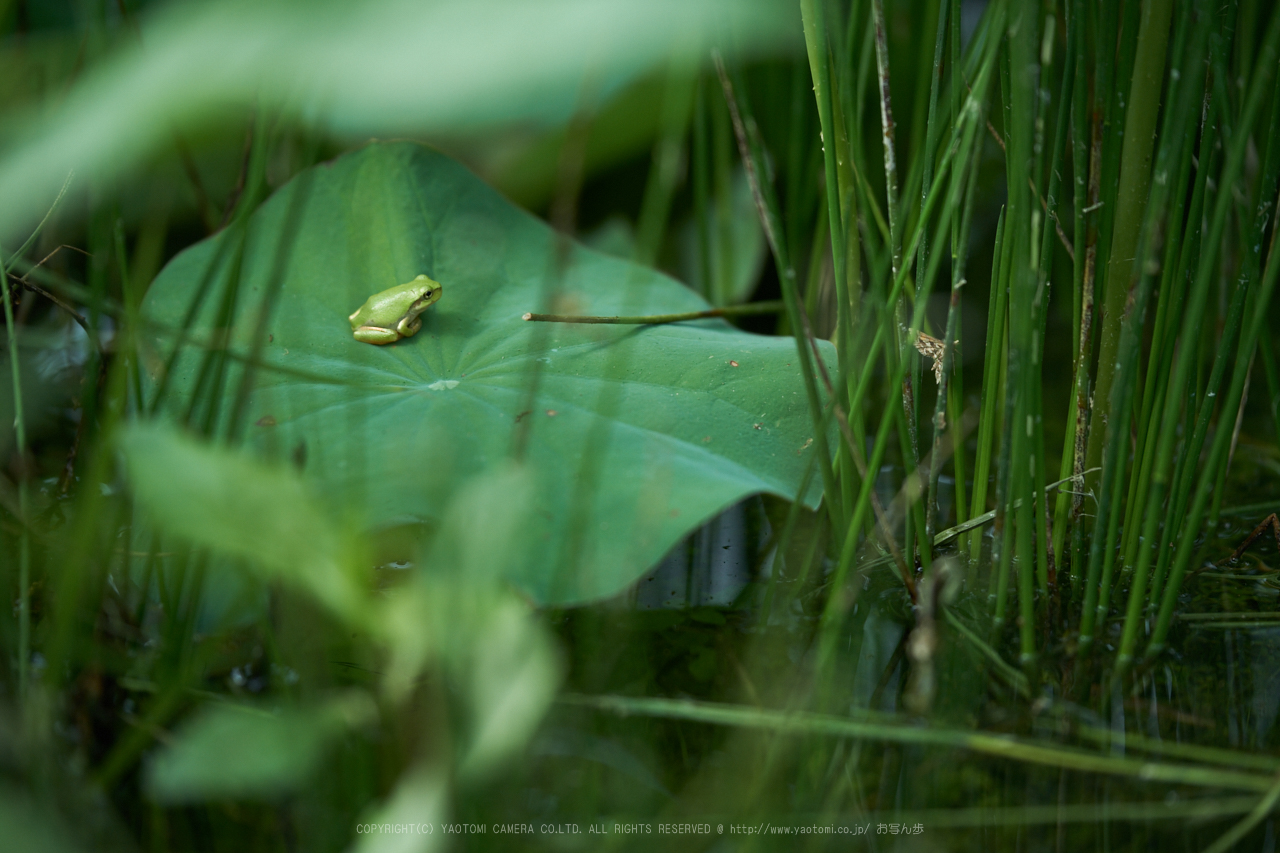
[396,315,423,338]
[352,326,402,345]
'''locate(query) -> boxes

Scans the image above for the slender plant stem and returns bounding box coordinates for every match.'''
[1150,25,1280,654]
[522,301,784,325]
[1113,5,1211,668]
[822,19,1003,666]
[0,245,29,698]
[969,208,1007,562]
[1084,0,1174,497]
[1,172,73,699]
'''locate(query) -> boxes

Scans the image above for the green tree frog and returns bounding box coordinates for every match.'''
[348,274,442,345]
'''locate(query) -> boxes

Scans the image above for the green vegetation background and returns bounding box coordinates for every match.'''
[2,1,1280,851]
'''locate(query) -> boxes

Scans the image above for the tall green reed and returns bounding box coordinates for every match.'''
[783,0,1280,683]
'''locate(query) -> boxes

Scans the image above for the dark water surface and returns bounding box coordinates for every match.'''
[457,477,1280,851]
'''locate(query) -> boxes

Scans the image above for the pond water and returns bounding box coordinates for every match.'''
[457,483,1280,851]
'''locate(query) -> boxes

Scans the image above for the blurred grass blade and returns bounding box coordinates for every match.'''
[569,694,1279,792]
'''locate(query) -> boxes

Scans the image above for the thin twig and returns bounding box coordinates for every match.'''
[9,272,90,333]
[522,301,783,324]
[8,244,95,334]
[1216,513,1280,567]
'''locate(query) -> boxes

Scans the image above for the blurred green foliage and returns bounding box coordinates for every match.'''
[2,0,1280,850]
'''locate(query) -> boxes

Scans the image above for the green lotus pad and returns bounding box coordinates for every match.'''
[141,141,833,605]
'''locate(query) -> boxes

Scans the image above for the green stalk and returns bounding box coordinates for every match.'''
[714,57,844,534]
[989,301,1010,612]
[691,80,712,302]
[635,64,695,268]
[0,243,29,697]
[1117,91,1200,577]
[1084,0,1174,497]
[823,26,1002,656]
[922,0,957,542]
[1113,6,1215,669]
[711,74,734,306]
[1151,233,1280,656]
[927,169,975,543]
[870,0,902,286]
[802,0,863,523]
[1051,0,1090,571]
[1149,17,1280,655]
[1147,5,1280,604]
[1005,0,1039,665]
[0,173,73,698]
[945,0,967,537]
[869,0,925,570]
[801,0,846,300]
[1147,105,1219,605]
[990,45,1018,628]
[969,208,1008,561]
[1031,7,1073,594]
[1090,3,1273,651]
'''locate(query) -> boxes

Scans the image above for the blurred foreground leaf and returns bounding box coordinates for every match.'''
[142,142,833,604]
[123,425,562,793]
[0,788,86,853]
[353,765,448,853]
[383,467,562,777]
[119,422,368,624]
[0,0,793,241]
[145,693,376,803]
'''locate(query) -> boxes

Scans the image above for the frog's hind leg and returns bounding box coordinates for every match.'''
[353,327,401,345]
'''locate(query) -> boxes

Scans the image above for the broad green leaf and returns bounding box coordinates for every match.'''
[0,0,792,243]
[118,422,368,625]
[141,141,834,604]
[145,693,376,803]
